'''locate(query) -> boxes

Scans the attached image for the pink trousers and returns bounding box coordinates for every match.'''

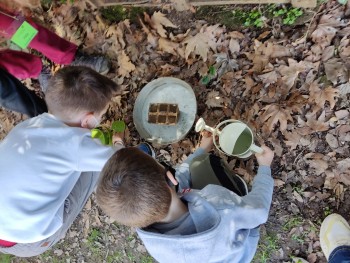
[0,11,78,79]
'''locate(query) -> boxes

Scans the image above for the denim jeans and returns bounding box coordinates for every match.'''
[329,246,350,263]
[0,68,47,117]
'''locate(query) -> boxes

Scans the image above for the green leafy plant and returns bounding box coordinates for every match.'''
[270,5,303,25]
[201,65,217,85]
[282,8,303,25]
[323,206,333,216]
[232,9,264,28]
[91,120,126,145]
[0,254,13,263]
[231,5,303,28]
[243,10,264,27]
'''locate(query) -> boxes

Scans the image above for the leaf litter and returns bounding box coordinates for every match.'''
[1,1,350,262]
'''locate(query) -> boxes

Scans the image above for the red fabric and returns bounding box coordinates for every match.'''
[27,20,78,65]
[0,50,42,79]
[0,11,77,65]
[0,239,17,247]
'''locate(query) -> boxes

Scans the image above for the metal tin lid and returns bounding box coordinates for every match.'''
[133,77,197,145]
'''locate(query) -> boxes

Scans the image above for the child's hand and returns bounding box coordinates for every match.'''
[255,145,274,166]
[112,133,125,147]
[199,131,213,153]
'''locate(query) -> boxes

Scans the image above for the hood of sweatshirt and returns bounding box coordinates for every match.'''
[137,185,260,263]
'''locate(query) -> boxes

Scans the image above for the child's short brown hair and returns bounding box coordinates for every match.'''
[45,66,118,118]
[96,147,172,228]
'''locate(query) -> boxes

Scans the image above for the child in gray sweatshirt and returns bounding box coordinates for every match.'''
[96,133,274,263]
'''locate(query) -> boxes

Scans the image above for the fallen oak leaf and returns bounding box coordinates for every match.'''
[261,104,293,132]
[303,152,329,176]
[277,59,311,91]
[117,50,135,77]
[151,11,177,38]
[169,29,190,42]
[309,81,339,109]
[158,37,179,56]
[283,131,302,150]
[311,14,338,48]
[182,25,221,62]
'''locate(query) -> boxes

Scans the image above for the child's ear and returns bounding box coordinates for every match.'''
[80,113,95,129]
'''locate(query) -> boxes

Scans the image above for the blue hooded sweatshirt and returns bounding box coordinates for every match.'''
[137,149,274,263]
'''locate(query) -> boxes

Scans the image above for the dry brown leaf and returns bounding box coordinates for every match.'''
[258,71,279,85]
[261,104,293,132]
[284,131,302,150]
[255,40,293,58]
[169,29,191,42]
[337,125,350,143]
[337,83,350,96]
[311,14,338,48]
[158,38,179,55]
[183,26,219,62]
[277,59,309,91]
[309,81,339,109]
[269,137,283,156]
[325,133,339,148]
[307,110,328,130]
[296,112,330,135]
[304,153,329,175]
[335,110,349,120]
[246,54,269,73]
[339,37,350,60]
[293,191,304,203]
[205,91,225,108]
[246,41,292,73]
[274,179,285,187]
[322,45,335,62]
[229,38,240,54]
[183,33,211,61]
[117,50,136,77]
[324,58,349,85]
[337,158,350,176]
[228,31,245,39]
[149,11,177,38]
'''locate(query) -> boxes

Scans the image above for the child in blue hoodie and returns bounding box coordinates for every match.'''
[96,133,274,263]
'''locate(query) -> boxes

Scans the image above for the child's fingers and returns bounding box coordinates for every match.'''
[202,130,212,137]
[166,171,178,185]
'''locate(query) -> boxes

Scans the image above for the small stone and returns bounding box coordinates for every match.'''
[136,244,147,253]
[129,239,136,248]
[54,249,63,256]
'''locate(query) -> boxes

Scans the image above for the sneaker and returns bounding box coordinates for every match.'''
[71,51,110,75]
[138,142,156,158]
[38,65,52,93]
[320,213,350,260]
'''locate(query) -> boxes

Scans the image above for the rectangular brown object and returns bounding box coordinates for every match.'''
[148,103,179,125]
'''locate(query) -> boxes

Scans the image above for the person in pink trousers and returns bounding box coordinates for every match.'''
[0,7,110,116]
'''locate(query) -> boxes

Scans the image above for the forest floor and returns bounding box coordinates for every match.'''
[1,0,350,262]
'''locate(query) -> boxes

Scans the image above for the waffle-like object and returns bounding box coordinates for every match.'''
[148,103,179,125]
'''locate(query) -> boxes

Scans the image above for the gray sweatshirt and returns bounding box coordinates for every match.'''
[137,149,274,263]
